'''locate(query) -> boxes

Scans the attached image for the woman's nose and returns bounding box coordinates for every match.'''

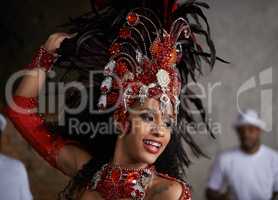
[150,124,164,137]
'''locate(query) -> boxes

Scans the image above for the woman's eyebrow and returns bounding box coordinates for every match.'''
[129,108,156,115]
[144,108,156,113]
[144,108,174,119]
[135,107,156,113]
[135,106,174,117]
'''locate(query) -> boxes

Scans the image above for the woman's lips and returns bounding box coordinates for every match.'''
[143,139,162,154]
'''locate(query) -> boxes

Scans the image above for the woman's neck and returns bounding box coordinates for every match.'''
[112,140,149,169]
[112,154,149,169]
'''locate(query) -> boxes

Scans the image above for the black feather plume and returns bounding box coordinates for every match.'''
[53,2,228,194]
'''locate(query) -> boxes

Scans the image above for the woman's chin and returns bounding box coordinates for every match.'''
[137,153,159,165]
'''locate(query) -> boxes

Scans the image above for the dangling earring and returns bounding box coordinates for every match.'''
[114,120,122,136]
[118,131,125,139]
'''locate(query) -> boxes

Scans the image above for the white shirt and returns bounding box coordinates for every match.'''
[207,145,278,200]
[0,154,33,200]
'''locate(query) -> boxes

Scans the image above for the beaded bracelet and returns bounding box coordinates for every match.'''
[26,46,56,71]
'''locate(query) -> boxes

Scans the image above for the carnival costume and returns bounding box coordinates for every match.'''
[5,0,226,199]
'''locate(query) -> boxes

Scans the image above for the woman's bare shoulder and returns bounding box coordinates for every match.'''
[147,173,191,200]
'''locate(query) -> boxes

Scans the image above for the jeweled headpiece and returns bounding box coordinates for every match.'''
[97,8,192,124]
[55,1,227,191]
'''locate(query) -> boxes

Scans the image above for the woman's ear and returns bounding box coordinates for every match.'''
[115,120,125,138]
[114,119,131,138]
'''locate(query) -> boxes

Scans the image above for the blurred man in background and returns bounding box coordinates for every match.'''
[0,114,33,200]
[206,110,278,200]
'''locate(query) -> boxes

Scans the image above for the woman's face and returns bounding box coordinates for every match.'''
[116,98,175,166]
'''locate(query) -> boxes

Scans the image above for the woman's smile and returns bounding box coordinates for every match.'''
[143,138,163,154]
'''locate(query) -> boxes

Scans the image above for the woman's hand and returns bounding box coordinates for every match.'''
[43,32,73,55]
[15,32,73,97]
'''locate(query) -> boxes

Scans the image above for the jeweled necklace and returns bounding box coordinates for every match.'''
[87,163,155,200]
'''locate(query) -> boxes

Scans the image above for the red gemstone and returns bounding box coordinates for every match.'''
[115,61,128,75]
[109,43,121,55]
[127,172,139,183]
[127,12,139,26]
[101,85,108,93]
[111,168,121,183]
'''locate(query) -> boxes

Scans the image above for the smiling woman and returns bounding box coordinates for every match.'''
[75,97,192,200]
[114,98,173,168]
[4,0,225,199]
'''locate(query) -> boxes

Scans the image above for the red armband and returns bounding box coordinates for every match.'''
[25,47,56,71]
[4,96,75,170]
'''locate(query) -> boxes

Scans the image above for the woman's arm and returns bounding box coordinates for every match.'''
[5,33,92,177]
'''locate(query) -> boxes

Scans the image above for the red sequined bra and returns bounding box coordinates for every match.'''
[86,163,192,200]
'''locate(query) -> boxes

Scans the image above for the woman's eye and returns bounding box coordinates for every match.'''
[140,113,154,122]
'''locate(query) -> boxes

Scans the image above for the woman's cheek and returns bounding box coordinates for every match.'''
[136,119,151,135]
[163,129,171,145]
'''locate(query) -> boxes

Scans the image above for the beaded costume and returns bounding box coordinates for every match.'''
[5,0,226,199]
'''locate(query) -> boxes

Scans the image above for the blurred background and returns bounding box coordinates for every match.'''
[0,0,277,199]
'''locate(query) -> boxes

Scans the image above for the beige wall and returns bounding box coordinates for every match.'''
[188,0,278,199]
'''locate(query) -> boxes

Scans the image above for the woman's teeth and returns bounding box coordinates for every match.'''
[143,139,162,148]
